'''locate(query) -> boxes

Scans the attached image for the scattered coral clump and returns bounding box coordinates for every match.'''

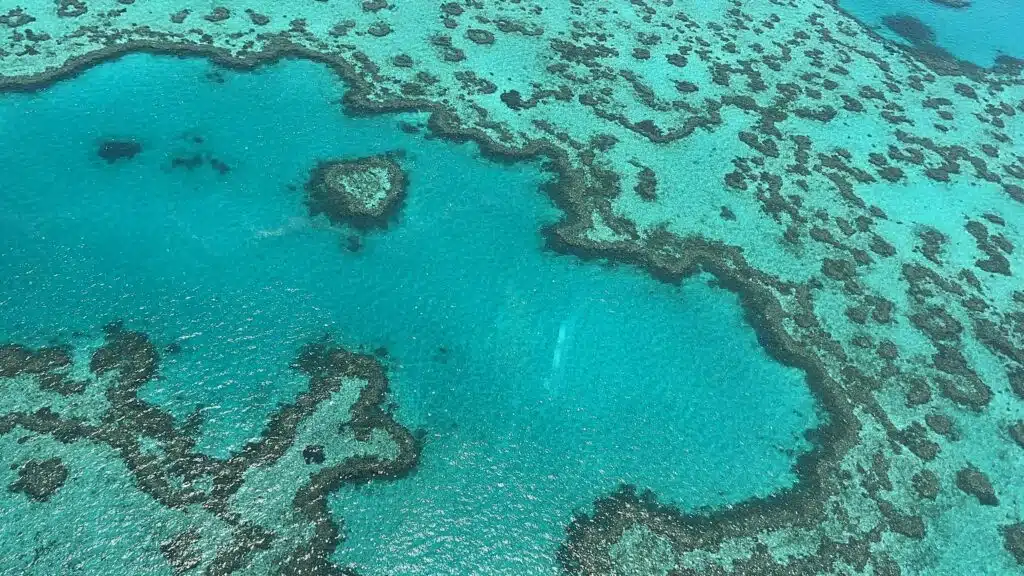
[306,154,407,229]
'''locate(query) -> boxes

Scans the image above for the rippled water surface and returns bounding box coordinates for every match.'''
[0,55,819,574]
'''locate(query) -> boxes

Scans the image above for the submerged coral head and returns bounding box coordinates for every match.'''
[305,154,407,230]
[97,139,142,163]
[882,14,936,46]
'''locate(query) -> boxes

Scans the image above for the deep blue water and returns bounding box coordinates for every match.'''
[0,54,818,574]
[839,0,1024,68]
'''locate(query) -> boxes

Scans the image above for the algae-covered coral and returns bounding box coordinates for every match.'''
[1,0,1022,574]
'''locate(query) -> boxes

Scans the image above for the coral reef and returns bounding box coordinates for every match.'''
[305,154,407,229]
[883,14,936,46]
[1003,522,1024,565]
[1,0,1022,573]
[97,139,142,163]
[0,323,418,574]
[0,342,86,395]
[8,457,68,501]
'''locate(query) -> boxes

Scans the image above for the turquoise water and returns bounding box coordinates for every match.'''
[0,54,818,574]
[839,0,1024,67]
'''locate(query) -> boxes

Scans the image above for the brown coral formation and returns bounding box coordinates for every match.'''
[1003,522,1024,566]
[0,324,418,575]
[0,342,86,395]
[97,139,142,163]
[955,465,999,506]
[305,154,407,229]
[8,457,69,501]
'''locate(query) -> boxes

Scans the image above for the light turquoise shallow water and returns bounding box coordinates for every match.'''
[0,54,818,574]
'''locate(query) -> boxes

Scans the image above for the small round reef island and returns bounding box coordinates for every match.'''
[305,154,407,229]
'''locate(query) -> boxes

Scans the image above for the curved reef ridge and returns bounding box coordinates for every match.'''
[1,0,1023,574]
[0,323,418,575]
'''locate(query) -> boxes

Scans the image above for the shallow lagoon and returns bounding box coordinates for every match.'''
[0,54,818,574]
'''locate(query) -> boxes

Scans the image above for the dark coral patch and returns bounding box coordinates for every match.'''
[912,469,940,500]
[305,154,407,230]
[955,465,999,506]
[0,8,35,27]
[925,413,956,439]
[361,0,388,12]
[97,139,142,163]
[634,166,657,201]
[203,7,230,23]
[0,343,84,395]
[303,444,326,465]
[89,321,160,389]
[904,377,932,407]
[169,9,189,24]
[209,158,230,175]
[882,15,936,46]
[1010,421,1024,449]
[160,529,202,574]
[0,344,71,377]
[344,234,363,253]
[8,457,68,501]
[56,0,87,18]
[1004,522,1024,565]
[1008,368,1024,400]
[466,29,495,45]
[367,22,391,37]
[170,154,203,170]
[244,9,268,26]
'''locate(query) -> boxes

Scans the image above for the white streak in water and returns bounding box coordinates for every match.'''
[254,216,309,239]
[545,311,578,394]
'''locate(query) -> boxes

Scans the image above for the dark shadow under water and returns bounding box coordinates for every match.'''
[839,0,1024,68]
